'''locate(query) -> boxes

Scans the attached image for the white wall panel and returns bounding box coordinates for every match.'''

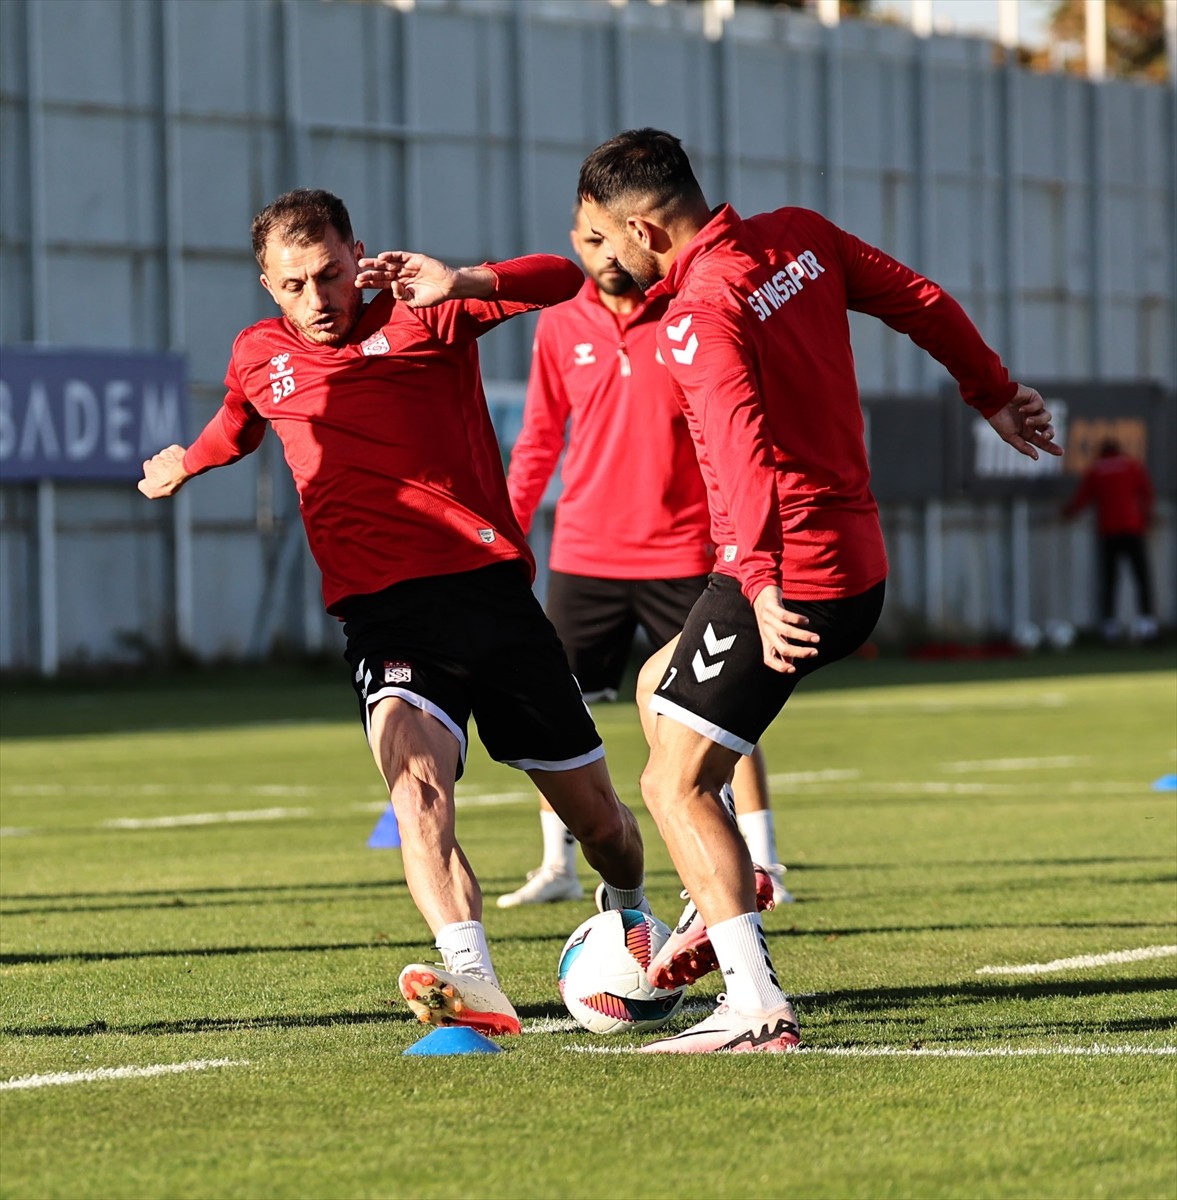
[0,0,1171,669]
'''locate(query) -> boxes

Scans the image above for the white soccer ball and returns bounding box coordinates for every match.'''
[557,909,686,1035]
[1011,621,1043,651]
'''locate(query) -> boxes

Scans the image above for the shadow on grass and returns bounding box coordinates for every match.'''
[0,1008,413,1039]
[0,868,686,917]
[2,645,1171,739]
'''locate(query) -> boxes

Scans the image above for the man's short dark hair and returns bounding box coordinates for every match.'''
[251,189,354,268]
[577,128,705,214]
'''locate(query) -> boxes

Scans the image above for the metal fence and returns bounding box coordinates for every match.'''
[1,0,1173,670]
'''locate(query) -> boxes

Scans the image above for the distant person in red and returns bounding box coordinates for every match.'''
[1063,438,1157,641]
[137,189,649,1040]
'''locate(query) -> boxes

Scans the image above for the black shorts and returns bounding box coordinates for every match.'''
[338,563,604,779]
[649,574,885,754]
[545,571,711,701]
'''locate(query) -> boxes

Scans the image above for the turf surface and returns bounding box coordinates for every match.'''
[1,647,1174,1199]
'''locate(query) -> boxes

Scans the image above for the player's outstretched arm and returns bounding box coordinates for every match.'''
[138,445,193,499]
[355,251,495,309]
[751,585,820,675]
[986,384,1063,461]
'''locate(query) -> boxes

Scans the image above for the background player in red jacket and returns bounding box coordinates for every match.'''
[498,203,791,909]
[578,129,1061,1053]
[138,189,649,1040]
[1062,437,1157,641]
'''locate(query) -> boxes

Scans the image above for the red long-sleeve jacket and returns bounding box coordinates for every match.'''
[646,205,1018,603]
[182,255,582,612]
[507,278,712,578]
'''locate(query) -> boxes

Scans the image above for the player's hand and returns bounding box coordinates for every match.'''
[355,251,465,308]
[987,384,1063,461]
[751,585,820,674]
[138,444,191,498]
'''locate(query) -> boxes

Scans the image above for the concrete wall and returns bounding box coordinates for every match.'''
[1,0,1174,669]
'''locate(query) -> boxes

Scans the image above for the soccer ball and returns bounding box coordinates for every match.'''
[557,909,686,1035]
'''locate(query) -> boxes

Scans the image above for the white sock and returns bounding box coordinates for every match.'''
[602,881,650,914]
[737,807,778,868]
[540,809,577,874]
[708,912,789,1012]
[435,920,498,986]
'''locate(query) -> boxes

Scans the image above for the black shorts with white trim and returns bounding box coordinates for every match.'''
[649,574,885,755]
[339,562,604,779]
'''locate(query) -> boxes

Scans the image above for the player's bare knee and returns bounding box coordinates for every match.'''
[635,656,662,711]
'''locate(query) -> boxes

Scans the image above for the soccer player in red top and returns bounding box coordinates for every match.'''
[578,129,1062,1053]
[137,189,649,1039]
[1062,437,1157,640]
[498,203,790,910]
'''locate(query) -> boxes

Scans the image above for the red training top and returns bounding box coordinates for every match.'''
[182,255,582,613]
[1063,453,1154,535]
[645,205,1019,603]
[507,277,713,579]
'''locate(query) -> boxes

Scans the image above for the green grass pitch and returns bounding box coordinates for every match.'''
[1,647,1174,1199]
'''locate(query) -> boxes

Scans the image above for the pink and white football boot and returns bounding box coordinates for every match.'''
[639,995,801,1054]
[646,865,777,990]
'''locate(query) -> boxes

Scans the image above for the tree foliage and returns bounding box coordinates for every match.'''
[1030,0,1166,80]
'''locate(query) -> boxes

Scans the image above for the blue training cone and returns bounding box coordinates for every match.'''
[1153,774,1177,792]
[367,807,401,848]
[402,1025,504,1056]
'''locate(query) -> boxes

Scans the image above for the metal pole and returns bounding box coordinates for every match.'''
[25,0,57,675]
[1010,497,1031,633]
[997,0,1019,49]
[161,0,194,656]
[1085,0,1106,81]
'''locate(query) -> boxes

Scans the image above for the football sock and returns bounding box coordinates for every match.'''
[436,920,498,986]
[708,912,790,1012]
[602,881,651,915]
[540,809,578,874]
[737,807,778,868]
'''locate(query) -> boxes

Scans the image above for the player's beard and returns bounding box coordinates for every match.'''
[294,291,364,346]
[594,264,638,297]
[614,245,662,292]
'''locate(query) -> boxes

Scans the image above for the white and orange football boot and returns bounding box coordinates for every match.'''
[398,964,521,1036]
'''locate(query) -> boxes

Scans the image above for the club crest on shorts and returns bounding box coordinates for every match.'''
[478,528,496,543]
[383,661,412,683]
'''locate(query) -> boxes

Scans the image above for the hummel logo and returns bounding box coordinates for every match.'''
[666,314,698,365]
[703,624,735,655]
[692,623,735,682]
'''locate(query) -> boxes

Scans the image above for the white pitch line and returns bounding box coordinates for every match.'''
[2,783,321,798]
[566,1043,1177,1058]
[102,807,313,829]
[0,1058,248,1092]
[767,769,861,786]
[941,755,1088,773]
[976,945,1177,975]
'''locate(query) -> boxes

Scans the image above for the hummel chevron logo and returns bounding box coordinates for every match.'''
[666,314,698,365]
[692,623,736,682]
[703,624,735,655]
